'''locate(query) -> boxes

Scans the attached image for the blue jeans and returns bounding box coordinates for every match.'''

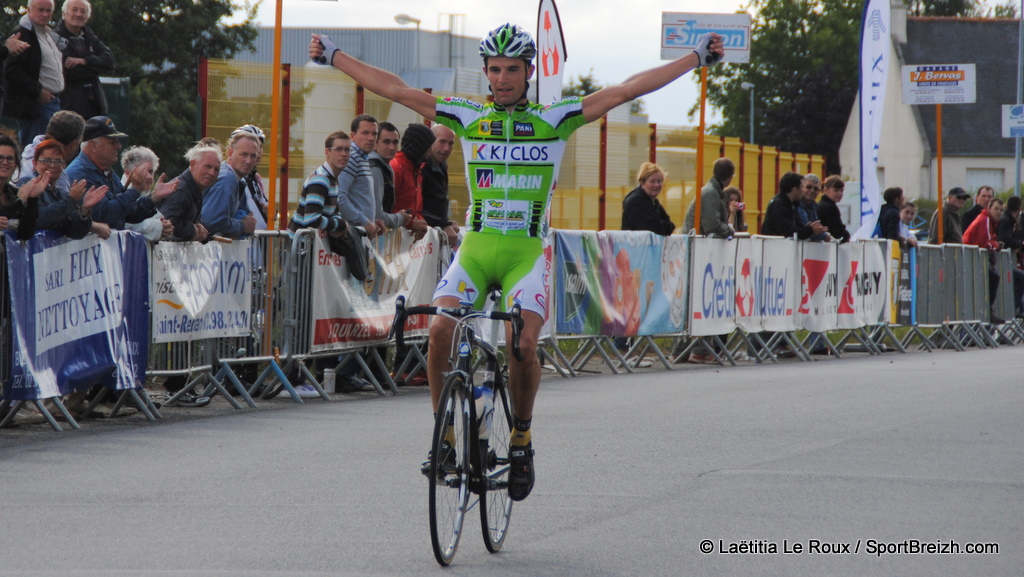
[18,96,60,148]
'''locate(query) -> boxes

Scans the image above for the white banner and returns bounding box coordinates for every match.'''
[1002,104,1024,138]
[309,228,441,351]
[150,240,252,343]
[689,237,737,336]
[798,242,839,332]
[853,0,891,240]
[733,236,763,333]
[662,234,690,332]
[901,63,976,105]
[661,12,752,64]
[836,242,865,330]
[535,0,567,105]
[759,237,800,333]
[857,239,890,325]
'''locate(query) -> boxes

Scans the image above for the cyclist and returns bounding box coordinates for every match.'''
[310,24,723,501]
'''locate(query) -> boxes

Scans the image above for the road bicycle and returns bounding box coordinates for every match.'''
[389,294,524,566]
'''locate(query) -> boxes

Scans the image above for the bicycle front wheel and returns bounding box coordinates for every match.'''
[481,375,514,552]
[429,373,471,566]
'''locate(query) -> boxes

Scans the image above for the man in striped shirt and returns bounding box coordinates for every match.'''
[289,130,350,235]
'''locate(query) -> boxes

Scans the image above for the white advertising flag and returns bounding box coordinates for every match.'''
[853,0,891,240]
[535,0,567,105]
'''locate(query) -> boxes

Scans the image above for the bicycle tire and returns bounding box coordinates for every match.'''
[481,371,514,552]
[429,372,471,566]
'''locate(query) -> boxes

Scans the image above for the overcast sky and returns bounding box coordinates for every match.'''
[245,0,745,127]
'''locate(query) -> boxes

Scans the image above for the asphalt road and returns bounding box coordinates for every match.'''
[1,348,1021,576]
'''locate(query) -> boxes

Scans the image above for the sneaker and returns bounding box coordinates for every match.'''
[278,384,321,398]
[420,440,456,478]
[338,375,375,392]
[508,442,535,501]
[164,390,211,408]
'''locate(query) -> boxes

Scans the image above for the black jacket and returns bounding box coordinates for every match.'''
[54,21,115,119]
[621,186,675,236]
[2,23,44,120]
[761,192,814,239]
[817,195,850,243]
[159,169,206,241]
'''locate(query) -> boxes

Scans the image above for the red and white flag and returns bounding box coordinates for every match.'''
[535,0,567,104]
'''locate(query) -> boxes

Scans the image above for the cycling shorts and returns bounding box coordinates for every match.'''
[433,232,550,317]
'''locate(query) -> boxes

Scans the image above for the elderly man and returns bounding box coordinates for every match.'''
[201,130,259,238]
[64,115,175,229]
[928,187,969,245]
[422,123,459,247]
[159,142,221,243]
[55,0,114,120]
[3,0,64,146]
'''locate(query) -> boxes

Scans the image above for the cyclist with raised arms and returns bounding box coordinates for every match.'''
[310,24,723,501]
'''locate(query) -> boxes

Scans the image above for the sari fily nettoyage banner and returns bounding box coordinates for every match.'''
[150,239,251,343]
[554,230,687,337]
[4,231,149,400]
[309,227,441,350]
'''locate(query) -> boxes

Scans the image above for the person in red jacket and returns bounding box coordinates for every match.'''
[963,197,1005,320]
[389,123,433,239]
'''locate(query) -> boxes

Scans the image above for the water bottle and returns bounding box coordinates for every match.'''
[473,374,494,440]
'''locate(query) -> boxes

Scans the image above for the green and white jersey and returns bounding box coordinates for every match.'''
[435,96,588,238]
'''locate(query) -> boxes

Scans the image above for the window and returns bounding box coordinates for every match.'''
[966,168,1004,193]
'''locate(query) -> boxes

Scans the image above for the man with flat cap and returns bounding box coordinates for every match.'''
[928,186,969,245]
[64,115,175,229]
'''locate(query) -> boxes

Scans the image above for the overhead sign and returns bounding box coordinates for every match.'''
[1003,104,1024,138]
[661,12,751,64]
[901,64,976,105]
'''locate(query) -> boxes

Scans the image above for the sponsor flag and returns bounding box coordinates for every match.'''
[535,0,567,104]
[853,0,891,240]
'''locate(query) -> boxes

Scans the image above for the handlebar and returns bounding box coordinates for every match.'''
[388,295,524,362]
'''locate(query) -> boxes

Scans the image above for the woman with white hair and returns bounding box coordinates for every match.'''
[121,145,172,241]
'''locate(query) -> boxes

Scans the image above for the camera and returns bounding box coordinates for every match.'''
[736,202,746,211]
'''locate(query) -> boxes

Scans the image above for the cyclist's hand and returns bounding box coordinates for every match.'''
[310,33,338,65]
[693,32,724,67]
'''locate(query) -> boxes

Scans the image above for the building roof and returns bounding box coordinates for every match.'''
[902,17,1020,157]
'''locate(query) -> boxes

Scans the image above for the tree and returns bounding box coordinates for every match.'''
[696,0,862,175]
[562,69,645,114]
[2,1,259,175]
[905,0,982,16]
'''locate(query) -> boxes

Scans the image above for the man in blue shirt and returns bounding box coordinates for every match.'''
[201,130,259,238]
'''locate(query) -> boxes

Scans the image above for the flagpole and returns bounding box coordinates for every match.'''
[695,67,708,232]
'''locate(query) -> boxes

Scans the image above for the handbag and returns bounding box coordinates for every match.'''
[327,225,369,282]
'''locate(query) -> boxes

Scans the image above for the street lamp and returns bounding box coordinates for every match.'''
[740,81,755,144]
[395,13,422,89]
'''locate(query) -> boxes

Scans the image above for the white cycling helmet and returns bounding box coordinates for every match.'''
[231,124,265,144]
[479,23,537,61]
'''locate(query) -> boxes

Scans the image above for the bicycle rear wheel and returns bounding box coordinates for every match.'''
[429,373,471,566]
[481,374,514,552]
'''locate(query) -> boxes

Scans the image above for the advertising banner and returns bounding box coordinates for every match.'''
[798,241,838,332]
[554,230,685,336]
[897,245,915,326]
[733,236,763,333]
[858,239,890,325]
[5,231,149,400]
[689,237,737,336]
[902,64,977,105]
[309,228,440,351]
[854,0,892,240]
[535,0,567,104]
[661,12,751,63]
[151,239,252,343]
[836,241,864,330]
[758,237,800,333]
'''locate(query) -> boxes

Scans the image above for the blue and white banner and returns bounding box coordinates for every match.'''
[4,231,150,400]
[758,237,800,333]
[853,0,891,240]
[689,237,737,336]
[150,240,252,343]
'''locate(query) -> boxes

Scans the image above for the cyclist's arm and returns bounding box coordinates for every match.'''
[312,33,436,120]
[581,35,721,123]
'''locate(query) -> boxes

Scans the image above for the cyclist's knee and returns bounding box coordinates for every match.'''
[514,332,540,365]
